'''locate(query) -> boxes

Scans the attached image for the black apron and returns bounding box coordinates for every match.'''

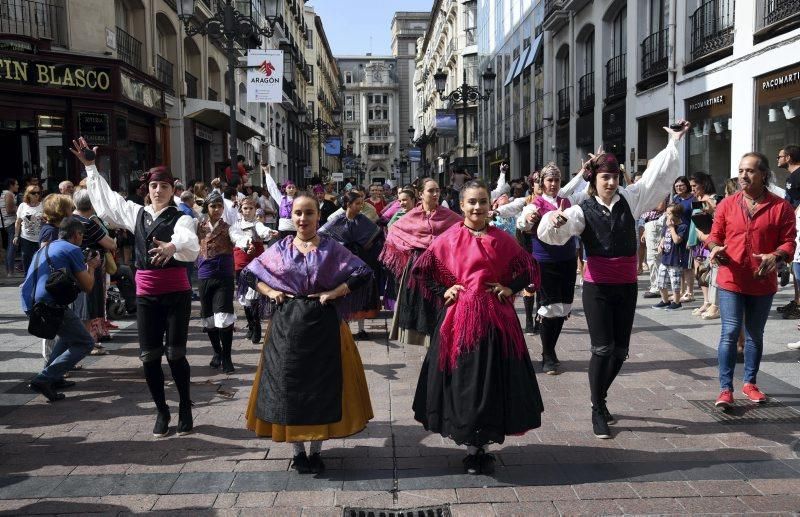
[256,297,343,425]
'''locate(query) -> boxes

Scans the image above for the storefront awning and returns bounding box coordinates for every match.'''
[503,56,520,87]
[184,98,263,141]
[519,34,543,73]
[511,45,533,82]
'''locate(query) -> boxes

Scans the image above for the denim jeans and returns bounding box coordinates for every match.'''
[717,288,773,391]
[3,224,15,273]
[36,308,94,382]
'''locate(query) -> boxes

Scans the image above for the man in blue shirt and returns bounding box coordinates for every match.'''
[20,217,101,402]
[178,191,197,218]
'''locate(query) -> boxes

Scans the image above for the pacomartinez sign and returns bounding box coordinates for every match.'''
[0,55,112,93]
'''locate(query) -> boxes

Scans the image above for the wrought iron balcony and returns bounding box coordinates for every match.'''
[543,0,569,32]
[116,26,142,70]
[156,55,174,91]
[605,53,626,100]
[641,28,669,81]
[0,0,66,46]
[557,86,570,122]
[578,72,594,113]
[689,0,735,63]
[185,71,198,99]
[756,0,800,32]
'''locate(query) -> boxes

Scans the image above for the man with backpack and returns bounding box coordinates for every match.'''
[20,217,102,401]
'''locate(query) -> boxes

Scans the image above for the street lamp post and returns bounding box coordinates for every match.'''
[299,102,341,179]
[433,66,496,178]
[177,0,281,177]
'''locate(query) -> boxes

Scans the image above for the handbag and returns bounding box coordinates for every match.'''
[43,243,81,306]
[27,248,64,339]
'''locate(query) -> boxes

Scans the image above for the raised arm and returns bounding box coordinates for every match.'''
[491,171,510,201]
[261,166,283,203]
[621,123,688,218]
[494,196,527,218]
[558,170,589,204]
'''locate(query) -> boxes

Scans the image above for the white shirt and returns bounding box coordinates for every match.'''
[229,217,274,249]
[262,172,295,231]
[16,202,43,242]
[222,198,239,227]
[84,164,199,263]
[538,139,680,246]
[517,173,589,232]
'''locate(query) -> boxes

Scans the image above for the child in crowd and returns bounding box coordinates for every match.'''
[653,204,689,310]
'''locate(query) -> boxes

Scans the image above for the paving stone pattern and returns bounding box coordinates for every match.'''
[0,277,799,515]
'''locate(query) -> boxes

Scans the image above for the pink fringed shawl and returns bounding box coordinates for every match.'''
[412,225,541,372]
[379,205,462,277]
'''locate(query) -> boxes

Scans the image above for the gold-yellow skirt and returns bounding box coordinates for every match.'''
[245,321,374,442]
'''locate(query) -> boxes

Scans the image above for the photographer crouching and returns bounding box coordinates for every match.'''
[20,217,102,401]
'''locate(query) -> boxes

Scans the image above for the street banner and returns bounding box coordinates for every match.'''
[303,165,312,179]
[324,137,341,156]
[408,148,422,162]
[331,172,344,182]
[247,49,283,103]
[435,109,457,137]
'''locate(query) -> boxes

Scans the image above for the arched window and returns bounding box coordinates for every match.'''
[612,8,627,57]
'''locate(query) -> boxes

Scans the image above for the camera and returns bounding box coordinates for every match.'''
[668,121,687,131]
[83,248,99,262]
[82,147,96,161]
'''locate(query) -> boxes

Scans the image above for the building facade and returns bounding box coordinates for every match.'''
[301,6,342,181]
[337,55,401,185]
[413,0,481,182]
[477,1,800,190]
[391,12,430,183]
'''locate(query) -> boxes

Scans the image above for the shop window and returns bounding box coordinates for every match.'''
[756,64,800,189]
[685,86,732,193]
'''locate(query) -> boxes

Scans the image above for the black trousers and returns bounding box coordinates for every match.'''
[581,281,637,359]
[199,277,235,321]
[136,290,192,362]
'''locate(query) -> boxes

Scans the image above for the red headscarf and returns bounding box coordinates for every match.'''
[412,224,540,371]
[379,204,462,277]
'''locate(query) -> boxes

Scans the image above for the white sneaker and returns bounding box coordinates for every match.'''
[787,341,800,350]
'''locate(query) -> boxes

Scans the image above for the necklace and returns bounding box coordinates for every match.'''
[743,191,765,208]
[464,222,488,235]
[295,234,317,249]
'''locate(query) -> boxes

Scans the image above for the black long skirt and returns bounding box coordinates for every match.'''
[255,297,342,425]
[395,254,439,336]
[413,311,544,447]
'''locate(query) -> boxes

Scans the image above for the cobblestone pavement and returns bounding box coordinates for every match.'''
[0,273,799,516]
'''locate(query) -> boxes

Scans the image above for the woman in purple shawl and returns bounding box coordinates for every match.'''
[243,194,374,475]
[319,190,385,339]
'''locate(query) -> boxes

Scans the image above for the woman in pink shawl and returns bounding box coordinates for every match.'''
[380,178,461,346]
[411,180,543,475]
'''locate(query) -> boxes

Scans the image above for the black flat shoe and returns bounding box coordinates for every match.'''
[245,327,253,340]
[209,353,221,369]
[153,411,171,438]
[53,379,76,389]
[355,330,370,340]
[600,403,617,425]
[221,357,235,374]
[292,452,312,474]
[177,405,193,436]
[542,358,559,375]
[463,454,479,475]
[29,379,65,402]
[592,407,611,439]
[308,453,325,474]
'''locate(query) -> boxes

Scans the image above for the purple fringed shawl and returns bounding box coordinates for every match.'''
[245,235,372,320]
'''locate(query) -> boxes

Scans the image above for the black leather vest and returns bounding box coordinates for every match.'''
[134,206,194,270]
[579,195,637,258]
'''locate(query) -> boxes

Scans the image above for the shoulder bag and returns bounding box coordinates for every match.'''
[43,242,82,306]
[27,247,64,339]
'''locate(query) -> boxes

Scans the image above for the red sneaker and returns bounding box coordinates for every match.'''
[715,389,734,409]
[742,383,767,403]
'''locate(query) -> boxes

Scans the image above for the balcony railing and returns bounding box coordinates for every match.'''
[185,71,198,98]
[0,0,66,46]
[605,53,626,100]
[557,86,570,122]
[641,28,669,81]
[116,26,142,70]
[156,55,174,90]
[756,0,800,30]
[208,88,218,101]
[578,72,594,113]
[689,0,735,63]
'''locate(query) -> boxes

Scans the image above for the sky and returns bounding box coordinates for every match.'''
[307,0,434,56]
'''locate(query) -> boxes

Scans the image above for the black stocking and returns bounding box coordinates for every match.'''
[588,353,609,408]
[540,317,565,361]
[602,353,626,401]
[167,357,192,408]
[523,296,535,326]
[208,328,222,356]
[143,359,169,414]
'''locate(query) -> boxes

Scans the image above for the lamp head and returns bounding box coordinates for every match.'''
[482,66,497,94]
[433,69,448,94]
[178,0,196,22]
